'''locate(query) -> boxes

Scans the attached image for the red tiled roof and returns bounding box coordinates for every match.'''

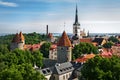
[57,31,72,47]
[50,44,57,50]
[80,38,92,43]
[25,44,41,51]
[74,54,95,63]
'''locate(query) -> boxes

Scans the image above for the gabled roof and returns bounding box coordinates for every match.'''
[53,62,74,75]
[38,68,52,76]
[57,31,72,47]
[92,38,104,45]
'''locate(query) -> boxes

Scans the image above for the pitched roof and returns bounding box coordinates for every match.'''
[92,38,104,45]
[54,62,74,75]
[39,68,52,76]
[74,54,95,63]
[57,31,72,47]
[80,38,92,43]
[50,44,57,50]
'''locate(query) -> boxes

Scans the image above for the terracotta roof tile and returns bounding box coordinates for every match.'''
[74,54,95,63]
[57,31,72,47]
[80,38,92,43]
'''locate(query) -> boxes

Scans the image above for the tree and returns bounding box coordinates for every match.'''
[103,41,113,48]
[0,63,46,80]
[40,42,51,58]
[32,51,43,67]
[72,42,98,59]
[108,36,119,43]
[81,56,120,80]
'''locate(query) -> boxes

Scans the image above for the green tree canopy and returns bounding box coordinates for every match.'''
[103,41,113,48]
[0,46,45,80]
[81,56,120,80]
[108,36,119,43]
[0,63,45,80]
[72,42,98,60]
[40,42,51,58]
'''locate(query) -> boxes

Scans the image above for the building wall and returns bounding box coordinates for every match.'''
[57,46,72,63]
[49,49,57,60]
[54,72,72,80]
[45,75,51,80]
[10,42,24,50]
[101,39,107,45]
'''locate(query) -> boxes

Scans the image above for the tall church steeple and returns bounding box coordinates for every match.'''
[73,4,81,38]
[74,5,80,25]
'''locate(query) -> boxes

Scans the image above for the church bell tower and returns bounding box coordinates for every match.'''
[73,5,81,38]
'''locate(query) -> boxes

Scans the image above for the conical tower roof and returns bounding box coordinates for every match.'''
[48,33,53,39]
[12,33,20,43]
[19,31,25,41]
[57,31,72,47]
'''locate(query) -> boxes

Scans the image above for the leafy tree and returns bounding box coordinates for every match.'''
[40,42,51,58]
[108,36,119,43]
[32,51,43,67]
[103,41,113,48]
[72,42,98,59]
[81,56,120,80]
[0,63,46,80]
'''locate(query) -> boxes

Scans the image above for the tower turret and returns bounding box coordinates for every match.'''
[57,31,72,63]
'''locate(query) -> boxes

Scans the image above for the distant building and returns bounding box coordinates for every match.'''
[10,31,25,50]
[47,33,55,43]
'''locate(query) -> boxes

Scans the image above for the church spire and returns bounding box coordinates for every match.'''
[75,4,78,24]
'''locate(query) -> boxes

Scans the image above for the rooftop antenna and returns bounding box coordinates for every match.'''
[64,22,66,31]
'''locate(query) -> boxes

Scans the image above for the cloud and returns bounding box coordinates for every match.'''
[0,1,18,7]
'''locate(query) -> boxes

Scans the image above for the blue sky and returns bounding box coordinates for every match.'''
[0,0,120,33]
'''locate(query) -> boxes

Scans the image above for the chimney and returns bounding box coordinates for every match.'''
[46,25,48,35]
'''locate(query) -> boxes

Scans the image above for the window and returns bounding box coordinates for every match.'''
[54,52,57,55]
[66,74,68,79]
[61,47,64,50]
[63,75,65,80]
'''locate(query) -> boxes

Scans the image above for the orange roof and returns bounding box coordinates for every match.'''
[74,54,95,63]
[48,33,53,39]
[50,44,57,50]
[57,31,72,47]
[80,38,92,43]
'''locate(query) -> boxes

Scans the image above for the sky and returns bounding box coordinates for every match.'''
[0,0,120,34]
